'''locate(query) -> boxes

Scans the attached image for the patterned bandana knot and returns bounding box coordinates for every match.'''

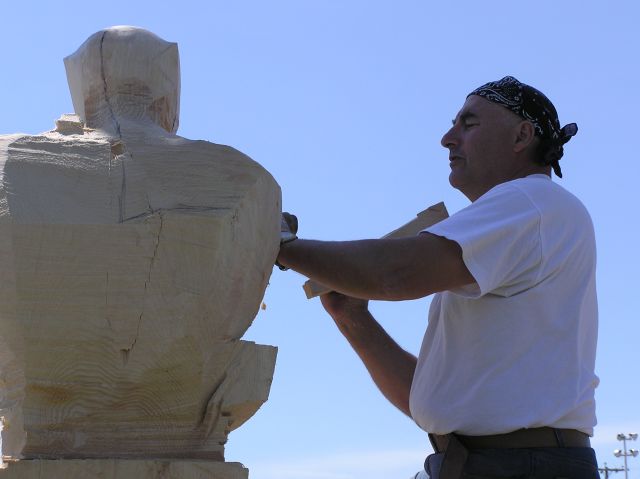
[468,76,577,178]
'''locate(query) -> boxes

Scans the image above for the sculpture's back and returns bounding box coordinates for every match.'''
[0,26,279,478]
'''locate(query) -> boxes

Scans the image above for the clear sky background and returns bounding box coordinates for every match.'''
[1,1,639,478]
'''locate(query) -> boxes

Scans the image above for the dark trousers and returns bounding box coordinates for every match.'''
[425,447,599,478]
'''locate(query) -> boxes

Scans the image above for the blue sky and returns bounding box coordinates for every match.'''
[1,1,639,477]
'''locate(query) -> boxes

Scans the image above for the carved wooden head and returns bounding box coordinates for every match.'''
[64,26,180,134]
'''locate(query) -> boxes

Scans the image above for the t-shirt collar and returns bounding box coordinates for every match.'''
[527,173,552,181]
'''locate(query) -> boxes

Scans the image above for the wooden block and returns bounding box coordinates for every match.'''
[302,202,449,299]
[0,27,279,461]
[0,459,249,479]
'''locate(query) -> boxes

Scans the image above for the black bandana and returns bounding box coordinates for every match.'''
[468,76,577,178]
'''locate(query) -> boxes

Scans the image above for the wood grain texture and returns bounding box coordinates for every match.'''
[302,202,449,299]
[0,460,248,479]
[0,27,279,462]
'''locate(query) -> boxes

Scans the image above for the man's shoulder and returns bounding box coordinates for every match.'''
[491,175,589,216]
[505,177,595,243]
[492,175,562,197]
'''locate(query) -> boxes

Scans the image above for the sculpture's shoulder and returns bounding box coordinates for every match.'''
[190,139,258,165]
[187,138,275,179]
[0,121,281,224]
[0,134,25,221]
[126,129,271,177]
[0,133,29,148]
[0,125,121,224]
[118,130,280,215]
[0,133,42,164]
[4,131,112,157]
[1,116,113,163]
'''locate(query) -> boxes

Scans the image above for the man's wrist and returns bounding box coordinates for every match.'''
[331,306,373,327]
[280,232,298,245]
[276,236,297,271]
[277,212,299,270]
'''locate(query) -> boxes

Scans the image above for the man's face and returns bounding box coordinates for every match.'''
[440,95,523,201]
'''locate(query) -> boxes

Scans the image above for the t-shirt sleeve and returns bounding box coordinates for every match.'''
[424,184,542,298]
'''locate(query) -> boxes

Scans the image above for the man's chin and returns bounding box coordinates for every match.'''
[449,173,474,199]
[448,171,464,189]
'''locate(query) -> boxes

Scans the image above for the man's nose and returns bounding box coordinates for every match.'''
[440,126,457,149]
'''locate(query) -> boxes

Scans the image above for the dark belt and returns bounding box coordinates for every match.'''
[429,427,590,453]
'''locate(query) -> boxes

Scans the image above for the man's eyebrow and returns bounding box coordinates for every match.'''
[452,111,479,125]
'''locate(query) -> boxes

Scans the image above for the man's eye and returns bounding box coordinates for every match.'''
[464,123,478,128]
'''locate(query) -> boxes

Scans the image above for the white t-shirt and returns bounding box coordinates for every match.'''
[409,174,598,436]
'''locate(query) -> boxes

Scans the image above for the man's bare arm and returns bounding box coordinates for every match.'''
[277,233,475,301]
[320,293,416,417]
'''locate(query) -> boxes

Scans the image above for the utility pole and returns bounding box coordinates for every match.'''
[599,462,625,479]
[614,433,638,479]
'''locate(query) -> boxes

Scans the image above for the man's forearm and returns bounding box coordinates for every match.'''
[333,308,417,417]
[277,238,407,300]
[277,235,472,301]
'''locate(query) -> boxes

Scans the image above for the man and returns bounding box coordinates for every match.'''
[277,76,599,478]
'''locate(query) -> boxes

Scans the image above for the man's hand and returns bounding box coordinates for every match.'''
[320,292,373,341]
[281,212,298,244]
[276,212,298,271]
[320,292,369,325]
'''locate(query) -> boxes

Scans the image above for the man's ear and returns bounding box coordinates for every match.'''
[513,121,536,153]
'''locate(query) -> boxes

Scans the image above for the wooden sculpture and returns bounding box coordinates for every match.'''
[0,26,280,478]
